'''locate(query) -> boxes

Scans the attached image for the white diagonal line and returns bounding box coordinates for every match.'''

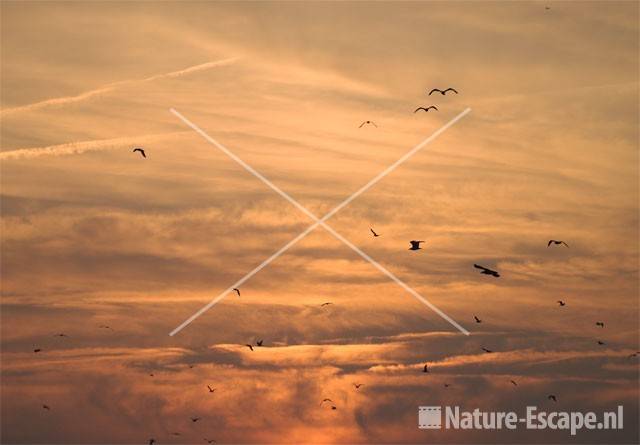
[169,107,471,336]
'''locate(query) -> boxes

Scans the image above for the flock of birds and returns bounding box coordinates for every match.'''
[32,78,638,444]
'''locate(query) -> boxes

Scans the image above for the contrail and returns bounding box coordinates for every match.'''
[0,131,186,161]
[0,57,239,116]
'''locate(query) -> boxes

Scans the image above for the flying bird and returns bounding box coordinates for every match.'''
[548,240,569,248]
[359,120,377,128]
[99,325,113,330]
[548,395,557,402]
[474,264,500,277]
[245,344,254,351]
[444,383,451,388]
[428,88,458,96]
[353,383,364,389]
[33,348,42,353]
[171,432,181,436]
[370,228,380,237]
[474,316,482,323]
[321,302,333,307]
[510,380,518,386]
[321,398,333,405]
[331,406,337,410]
[256,340,263,347]
[409,240,425,251]
[414,106,438,113]
[204,440,217,444]
[627,352,639,359]
[52,333,68,337]
[232,288,240,297]
[557,300,566,306]
[149,439,155,445]
[597,340,605,346]
[207,385,216,393]
[191,417,201,423]
[422,364,429,373]
[149,373,154,377]
[42,404,50,410]
[133,147,146,158]
[482,347,493,353]
[596,322,604,327]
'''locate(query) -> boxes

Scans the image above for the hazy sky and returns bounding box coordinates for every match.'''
[1,1,638,444]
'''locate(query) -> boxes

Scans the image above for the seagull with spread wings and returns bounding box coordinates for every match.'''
[133,147,146,158]
[414,106,438,113]
[428,87,458,96]
[409,240,425,251]
[370,228,380,237]
[359,120,377,128]
[474,264,500,277]
[548,240,569,248]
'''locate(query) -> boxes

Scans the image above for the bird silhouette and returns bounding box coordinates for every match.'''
[148,439,155,445]
[596,322,604,327]
[510,380,518,386]
[444,383,451,388]
[245,344,254,351]
[133,148,146,158]
[149,373,154,377]
[321,302,333,307]
[548,395,557,402]
[204,440,216,444]
[33,348,41,353]
[232,288,240,297]
[482,347,493,353]
[256,340,263,347]
[548,240,569,248]
[171,432,181,436]
[42,404,50,410]
[321,398,333,405]
[353,383,364,389]
[422,364,429,373]
[627,352,639,359]
[428,88,458,96]
[474,316,482,323]
[191,417,201,422]
[474,264,500,277]
[207,385,216,393]
[370,228,380,237]
[52,333,68,337]
[557,300,566,306]
[414,106,438,113]
[331,406,337,410]
[597,340,605,346]
[359,120,377,128]
[99,325,113,330]
[409,240,425,250]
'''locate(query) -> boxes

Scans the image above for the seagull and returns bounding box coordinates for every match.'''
[414,106,438,113]
[474,264,500,277]
[428,88,458,96]
[321,398,333,405]
[548,395,557,402]
[548,240,569,248]
[331,406,337,410]
[557,300,566,306]
[33,348,41,353]
[482,347,493,353]
[627,352,639,359]
[422,364,429,373]
[320,302,333,307]
[204,440,217,444]
[207,385,216,393]
[99,325,113,330]
[353,383,364,389]
[171,432,181,436]
[510,380,518,386]
[42,404,50,410]
[148,439,155,445]
[444,383,451,388]
[149,373,154,377]
[191,417,201,423]
[597,340,605,346]
[359,120,377,128]
[474,316,482,323]
[232,288,240,297]
[245,344,254,351]
[256,340,263,347]
[409,240,425,251]
[370,228,380,237]
[133,148,146,158]
[52,333,68,337]
[596,322,604,327]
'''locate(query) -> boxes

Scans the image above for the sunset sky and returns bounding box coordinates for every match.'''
[1,1,638,444]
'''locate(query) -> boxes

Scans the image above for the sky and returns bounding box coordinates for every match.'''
[1,1,639,444]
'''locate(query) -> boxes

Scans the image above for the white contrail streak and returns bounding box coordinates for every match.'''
[0,131,186,161]
[1,57,239,116]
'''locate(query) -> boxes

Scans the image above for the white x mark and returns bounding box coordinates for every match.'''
[169,107,471,336]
